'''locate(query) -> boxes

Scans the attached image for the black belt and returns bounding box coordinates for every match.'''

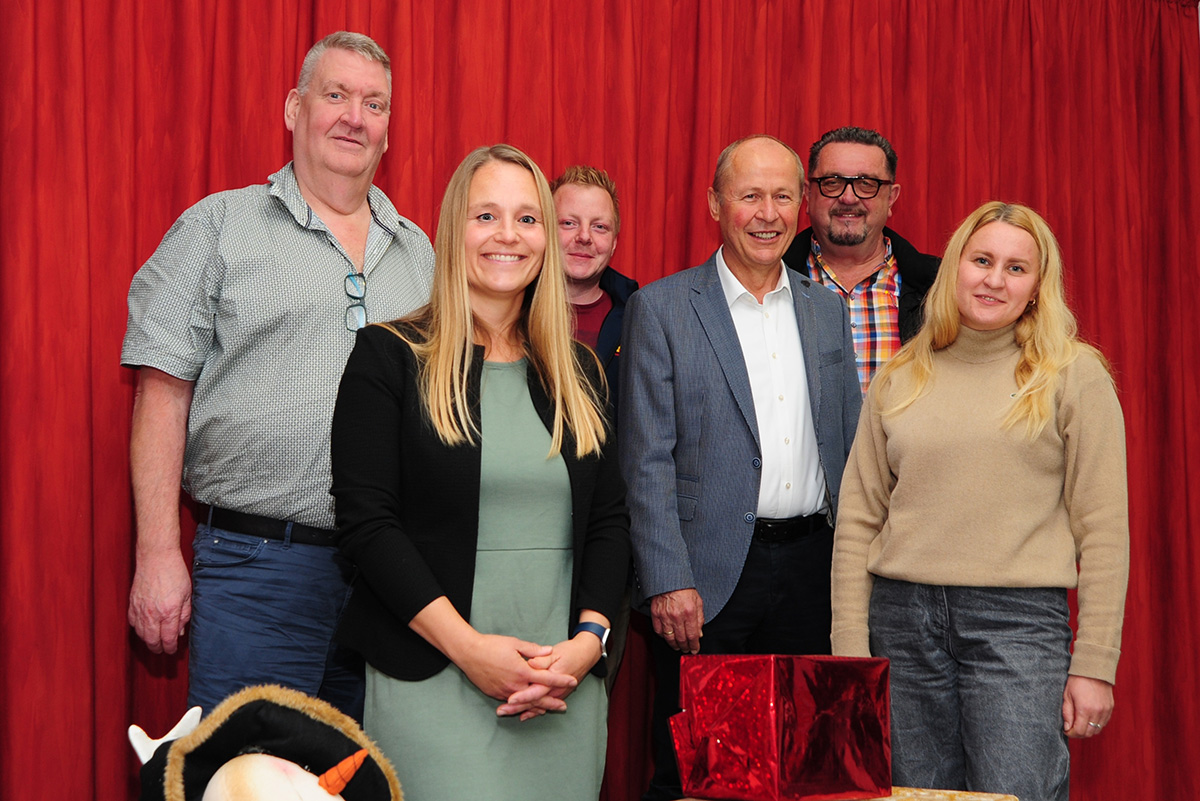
[206,507,337,547]
[753,514,827,543]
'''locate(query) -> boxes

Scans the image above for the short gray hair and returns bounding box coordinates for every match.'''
[297,31,391,95]
[711,134,804,195]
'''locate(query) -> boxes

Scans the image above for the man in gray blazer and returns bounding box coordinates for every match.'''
[620,135,861,801]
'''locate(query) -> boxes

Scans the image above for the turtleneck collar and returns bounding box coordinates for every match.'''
[944,323,1020,364]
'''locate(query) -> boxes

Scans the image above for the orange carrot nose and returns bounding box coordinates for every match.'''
[318,748,369,795]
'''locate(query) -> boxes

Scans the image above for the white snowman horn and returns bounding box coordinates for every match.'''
[127,706,203,765]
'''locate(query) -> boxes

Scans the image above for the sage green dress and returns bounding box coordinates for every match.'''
[365,359,607,800]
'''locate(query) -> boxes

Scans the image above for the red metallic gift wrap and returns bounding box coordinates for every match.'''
[669,654,891,801]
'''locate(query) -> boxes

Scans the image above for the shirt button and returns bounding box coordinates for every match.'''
[778,394,784,401]
[784,437,790,445]
[786,482,792,489]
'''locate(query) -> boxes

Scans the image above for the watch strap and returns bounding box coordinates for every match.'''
[572,621,610,658]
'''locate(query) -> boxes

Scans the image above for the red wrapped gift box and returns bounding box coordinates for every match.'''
[669,654,891,801]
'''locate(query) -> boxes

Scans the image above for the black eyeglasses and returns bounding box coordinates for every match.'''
[812,175,894,200]
[345,272,367,331]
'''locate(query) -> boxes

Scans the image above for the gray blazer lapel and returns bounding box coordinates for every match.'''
[788,269,823,432]
[690,258,760,447]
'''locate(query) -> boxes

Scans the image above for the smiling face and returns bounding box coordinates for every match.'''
[707,138,802,279]
[554,183,618,287]
[464,160,547,309]
[285,48,391,185]
[955,221,1041,331]
[806,142,899,249]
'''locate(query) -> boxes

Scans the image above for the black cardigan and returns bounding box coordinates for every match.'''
[330,324,631,681]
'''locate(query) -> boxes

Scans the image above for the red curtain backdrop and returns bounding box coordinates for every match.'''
[2,1,1197,798]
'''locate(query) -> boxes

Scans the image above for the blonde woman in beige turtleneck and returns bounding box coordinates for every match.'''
[832,202,1128,801]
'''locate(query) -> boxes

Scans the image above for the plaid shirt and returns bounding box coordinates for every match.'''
[805,236,902,393]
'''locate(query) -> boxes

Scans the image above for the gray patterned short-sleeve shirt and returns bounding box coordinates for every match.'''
[121,163,434,528]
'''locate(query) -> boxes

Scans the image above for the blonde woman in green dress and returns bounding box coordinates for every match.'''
[330,144,630,800]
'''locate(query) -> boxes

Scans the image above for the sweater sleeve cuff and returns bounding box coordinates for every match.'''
[831,628,872,658]
[1068,641,1121,685]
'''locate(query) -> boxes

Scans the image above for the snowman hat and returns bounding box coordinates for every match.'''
[130,685,402,801]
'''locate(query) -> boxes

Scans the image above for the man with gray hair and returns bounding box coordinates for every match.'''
[621,134,860,799]
[121,31,434,719]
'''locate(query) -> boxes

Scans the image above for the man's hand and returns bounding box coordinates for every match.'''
[651,588,704,654]
[1062,675,1114,738]
[128,367,195,654]
[128,547,192,654]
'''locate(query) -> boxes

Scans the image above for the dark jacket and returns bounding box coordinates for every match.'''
[592,266,639,401]
[784,226,939,343]
[330,324,630,681]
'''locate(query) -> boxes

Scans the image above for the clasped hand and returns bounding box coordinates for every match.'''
[493,636,601,722]
[456,633,595,722]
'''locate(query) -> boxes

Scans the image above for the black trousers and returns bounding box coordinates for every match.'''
[641,524,834,801]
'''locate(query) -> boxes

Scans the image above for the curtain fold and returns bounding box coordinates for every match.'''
[2,1,1197,798]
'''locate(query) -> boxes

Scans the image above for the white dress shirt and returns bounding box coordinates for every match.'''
[715,248,827,517]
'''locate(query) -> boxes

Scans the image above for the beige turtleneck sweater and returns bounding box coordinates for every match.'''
[831,324,1129,684]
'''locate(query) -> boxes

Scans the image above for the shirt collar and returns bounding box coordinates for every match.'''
[809,234,895,285]
[267,161,414,237]
[715,246,791,309]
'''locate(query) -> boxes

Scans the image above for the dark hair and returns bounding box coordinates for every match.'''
[808,126,897,179]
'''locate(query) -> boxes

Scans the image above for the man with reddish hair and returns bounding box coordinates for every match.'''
[551,165,639,407]
[551,165,640,689]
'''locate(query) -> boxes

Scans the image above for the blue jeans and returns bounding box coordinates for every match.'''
[187,524,365,720]
[869,578,1071,801]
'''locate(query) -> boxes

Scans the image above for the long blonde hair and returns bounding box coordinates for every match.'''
[876,201,1111,437]
[384,144,607,458]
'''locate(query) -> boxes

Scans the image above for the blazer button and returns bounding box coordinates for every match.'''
[744,513,755,524]
[752,457,762,469]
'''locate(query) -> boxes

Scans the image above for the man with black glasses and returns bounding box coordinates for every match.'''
[783,126,938,391]
[120,31,433,720]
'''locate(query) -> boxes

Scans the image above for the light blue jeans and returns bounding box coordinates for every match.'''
[869,577,1071,801]
[187,525,364,720]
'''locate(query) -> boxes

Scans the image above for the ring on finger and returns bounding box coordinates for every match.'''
[1087,722,1103,730]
